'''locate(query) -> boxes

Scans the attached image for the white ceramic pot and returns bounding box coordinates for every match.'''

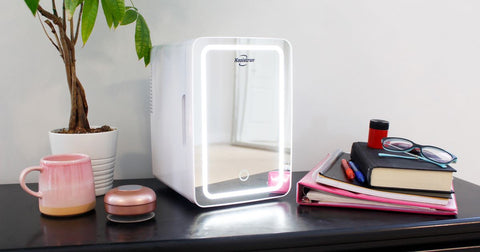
[49,127,118,196]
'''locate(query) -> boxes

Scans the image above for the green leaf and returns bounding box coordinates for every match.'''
[81,0,99,45]
[120,9,137,26]
[65,0,80,20]
[101,0,125,28]
[143,45,151,66]
[135,14,152,66]
[110,0,125,28]
[101,0,112,28]
[24,0,40,16]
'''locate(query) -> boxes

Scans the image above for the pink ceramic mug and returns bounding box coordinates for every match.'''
[19,153,96,216]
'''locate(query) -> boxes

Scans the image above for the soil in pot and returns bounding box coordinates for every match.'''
[53,125,114,134]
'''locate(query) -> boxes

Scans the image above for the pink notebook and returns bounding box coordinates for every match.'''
[296,153,458,215]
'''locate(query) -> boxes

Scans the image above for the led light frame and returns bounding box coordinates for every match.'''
[200,44,286,200]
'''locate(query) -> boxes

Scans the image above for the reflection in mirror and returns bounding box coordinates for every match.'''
[194,38,292,206]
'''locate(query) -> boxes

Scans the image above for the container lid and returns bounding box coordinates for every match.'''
[369,119,389,130]
[104,185,156,206]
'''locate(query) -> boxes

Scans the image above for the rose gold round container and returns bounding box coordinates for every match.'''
[104,185,156,216]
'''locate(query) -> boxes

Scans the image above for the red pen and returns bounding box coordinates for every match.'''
[341,159,355,180]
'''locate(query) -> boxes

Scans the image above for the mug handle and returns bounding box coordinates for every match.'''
[19,166,43,198]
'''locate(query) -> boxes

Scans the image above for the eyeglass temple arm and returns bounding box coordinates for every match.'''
[378,153,447,168]
[378,153,418,160]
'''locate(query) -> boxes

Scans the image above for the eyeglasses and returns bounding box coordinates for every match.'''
[378,137,457,168]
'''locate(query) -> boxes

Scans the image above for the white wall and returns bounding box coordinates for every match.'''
[2,0,480,185]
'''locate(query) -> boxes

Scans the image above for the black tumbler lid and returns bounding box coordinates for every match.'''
[369,119,389,130]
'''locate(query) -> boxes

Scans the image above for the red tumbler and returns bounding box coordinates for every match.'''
[367,119,389,149]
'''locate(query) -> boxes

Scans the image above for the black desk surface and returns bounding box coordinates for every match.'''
[1,172,480,251]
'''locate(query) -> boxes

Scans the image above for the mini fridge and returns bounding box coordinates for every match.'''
[150,37,292,207]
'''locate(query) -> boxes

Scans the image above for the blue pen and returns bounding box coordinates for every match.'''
[348,161,365,184]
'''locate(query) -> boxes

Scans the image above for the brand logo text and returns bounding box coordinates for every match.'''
[234,55,255,66]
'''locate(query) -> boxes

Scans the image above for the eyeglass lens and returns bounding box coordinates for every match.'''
[383,138,413,151]
[422,147,454,163]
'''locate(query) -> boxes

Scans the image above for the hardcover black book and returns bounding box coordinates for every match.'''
[350,142,456,192]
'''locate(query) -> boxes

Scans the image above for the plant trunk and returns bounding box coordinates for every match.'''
[66,68,90,133]
[56,11,90,133]
[62,37,90,133]
[36,5,97,134]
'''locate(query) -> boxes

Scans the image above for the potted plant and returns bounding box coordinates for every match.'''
[24,0,152,195]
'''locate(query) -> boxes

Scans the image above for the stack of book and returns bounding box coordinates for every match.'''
[296,142,458,215]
